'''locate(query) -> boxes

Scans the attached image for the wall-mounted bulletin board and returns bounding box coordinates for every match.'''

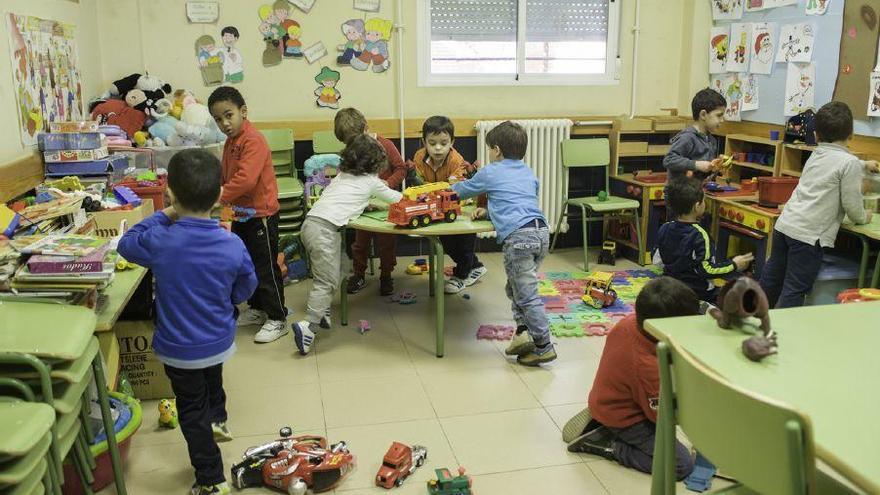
[708,0,880,137]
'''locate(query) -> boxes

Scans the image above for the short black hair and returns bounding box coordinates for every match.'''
[339,134,387,176]
[167,149,222,213]
[815,101,853,143]
[635,277,700,330]
[208,86,246,111]
[666,177,705,219]
[691,88,727,120]
[486,121,528,160]
[422,116,455,140]
[221,26,240,38]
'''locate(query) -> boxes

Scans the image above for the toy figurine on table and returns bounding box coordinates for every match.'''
[708,277,776,362]
[230,427,355,494]
[387,182,461,228]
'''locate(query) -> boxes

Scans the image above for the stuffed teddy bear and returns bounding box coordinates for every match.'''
[90,99,147,139]
[180,102,226,144]
[103,73,172,119]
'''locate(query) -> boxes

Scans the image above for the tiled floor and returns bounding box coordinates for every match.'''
[101,248,698,494]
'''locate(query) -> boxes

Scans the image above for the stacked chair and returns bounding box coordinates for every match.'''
[260,128,305,240]
[0,302,127,495]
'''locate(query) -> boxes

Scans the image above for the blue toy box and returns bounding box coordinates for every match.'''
[45,154,128,178]
[38,132,104,151]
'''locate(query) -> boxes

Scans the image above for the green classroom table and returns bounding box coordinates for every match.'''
[96,266,148,332]
[841,216,880,289]
[644,303,880,494]
[343,206,494,357]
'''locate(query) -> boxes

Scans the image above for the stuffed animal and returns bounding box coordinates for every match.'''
[103,73,172,119]
[180,103,226,144]
[90,99,147,139]
[170,89,197,119]
[147,115,180,146]
[158,399,178,429]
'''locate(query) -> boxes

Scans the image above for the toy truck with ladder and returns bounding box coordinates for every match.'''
[387,182,462,228]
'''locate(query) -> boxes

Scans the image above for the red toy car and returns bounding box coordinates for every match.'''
[375,442,428,488]
[387,182,461,228]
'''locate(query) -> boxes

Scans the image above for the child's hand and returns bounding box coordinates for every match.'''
[695,161,714,173]
[866,210,874,224]
[220,221,232,232]
[733,253,755,271]
[471,207,488,220]
[162,206,179,222]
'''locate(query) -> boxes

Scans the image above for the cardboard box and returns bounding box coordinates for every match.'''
[648,144,671,154]
[617,118,653,132]
[90,199,154,238]
[115,320,174,400]
[43,147,109,163]
[49,121,100,133]
[618,141,649,154]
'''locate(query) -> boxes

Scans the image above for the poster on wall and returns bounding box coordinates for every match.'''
[711,0,743,21]
[711,73,742,121]
[833,0,880,120]
[742,73,760,111]
[746,0,796,11]
[288,0,316,13]
[805,0,830,15]
[186,1,220,23]
[785,62,815,116]
[726,23,752,72]
[303,41,327,64]
[5,13,84,146]
[775,23,814,63]
[709,26,729,74]
[749,22,775,74]
[868,72,880,117]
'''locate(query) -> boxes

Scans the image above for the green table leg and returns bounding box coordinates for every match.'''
[857,235,869,289]
[430,237,445,357]
[428,237,436,297]
[340,227,349,326]
[91,353,127,495]
[872,246,880,289]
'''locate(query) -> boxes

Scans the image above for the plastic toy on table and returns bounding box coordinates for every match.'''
[406,258,429,275]
[707,278,775,362]
[45,176,84,192]
[113,185,142,207]
[220,205,257,223]
[581,271,618,309]
[387,182,461,228]
[426,466,472,495]
[158,399,178,429]
[375,442,427,488]
[837,288,880,304]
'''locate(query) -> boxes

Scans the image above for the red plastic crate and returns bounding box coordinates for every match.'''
[117,177,167,211]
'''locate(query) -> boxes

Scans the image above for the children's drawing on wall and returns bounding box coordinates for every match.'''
[314,66,341,109]
[6,13,84,145]
[726,23,751,72]
[867,72,880,117]
[221,26,244,83]
[805,0,830,15]
[337,19,366,66]
[196,35,224,86]
[747,0,796,10]
[742,73,759,111]
[785,62,815,116]
[258,1,305,66]
[775,23,814,63]
[350,18,392,73]
[709,26,729,73]
[749,23,775,74]
[711,0,743,21]
[710,74,742,121]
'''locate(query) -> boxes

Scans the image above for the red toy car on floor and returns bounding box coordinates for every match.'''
[375,441,428,488]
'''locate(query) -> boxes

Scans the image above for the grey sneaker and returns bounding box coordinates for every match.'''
[254,320,288,343]
[505,331,535,356]
[292,321,316,355]
[211,422,233,442]
[236,308,266,328]
[562,408,594,444]
[517,343,558,366]
[190,481,231,495]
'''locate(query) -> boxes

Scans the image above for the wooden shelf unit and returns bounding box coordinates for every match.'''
[724,134,783,182]
[779,142,815,177]
[611,116,689,176]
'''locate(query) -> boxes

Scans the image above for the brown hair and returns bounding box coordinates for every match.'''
[486,121,528,160]
[334,107,367,144]
[339,134,387,176]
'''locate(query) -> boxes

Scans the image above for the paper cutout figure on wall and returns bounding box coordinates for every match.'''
[709,26,729,74]
[337,19,366,65]
[776,23,814,63]
[727,23,752,72]
[749,22,775,74]
[314,67,341,109]
[258,1,306,66]
[785,63,815,116]
[221,26,244,83]
[350,18,392,72]
[712,0,743,20]
[285,21,304,57]
[742,73,759,111]
[805,0,830,15]
[258,5,283,66]
[868,72,880,117]
[196,35,224,86]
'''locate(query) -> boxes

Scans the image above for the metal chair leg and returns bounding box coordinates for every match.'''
[550,199,569,252]
[91,354,126,495]
[580,205,590,272]
[633,208,645,266]
[74,436,94,485]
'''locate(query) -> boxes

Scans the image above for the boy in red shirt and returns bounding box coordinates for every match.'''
[334,107,407,296]
[209,86,287,344]
[565,277,698,480]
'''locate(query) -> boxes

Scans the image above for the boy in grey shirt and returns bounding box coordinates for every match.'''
[760,102,877,308]
[663,89,727,182]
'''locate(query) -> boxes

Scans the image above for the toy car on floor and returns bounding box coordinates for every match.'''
[375,441,428,488]
[426,466,472,495]
[597,241,616,265]
[582,271,618,309]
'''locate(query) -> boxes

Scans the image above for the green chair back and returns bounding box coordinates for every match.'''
[561,138,611,192]
[260,128,294,177]
[657,341,815,494]
[312,130,345,154]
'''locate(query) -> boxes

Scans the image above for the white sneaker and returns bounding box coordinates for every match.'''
[236,308,266,328]
[444,277,466,294]
[292,321,316,355]
[464,265,488,286]
[254,320,288,343]
[211,422,233,442]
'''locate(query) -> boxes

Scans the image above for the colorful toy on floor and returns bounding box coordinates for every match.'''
[158,399,178,429]
[359,319,371,334]
[231,427,355,494]
[597,241,616,266]
[837,288,880,303]
[708,277,775,362]
[426,466,472,495]
[476,325,514,341]
[582,271,618,309]
[407,258,429,275]
[388,182,461,228]
[388,291,417,305]
[684,452,717,493]
[375,441,428,488]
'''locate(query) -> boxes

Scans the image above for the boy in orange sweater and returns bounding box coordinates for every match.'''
[209,86,287,344]
[335,107,407,296]
[408,116,487,293]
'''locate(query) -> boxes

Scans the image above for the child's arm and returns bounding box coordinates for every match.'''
[382,140,408,190]
[636,367,660,423]
[220,136,271,204]
[116,211,173,268]
[372,177,404,204]
[231,245,258,305]
[664,139,714,174]
[450,167,489,200]
[842,160,869,225]
[691,229,737,278]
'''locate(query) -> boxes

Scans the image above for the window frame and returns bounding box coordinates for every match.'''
[416,0,621,87]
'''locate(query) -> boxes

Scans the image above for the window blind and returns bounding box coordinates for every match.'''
[526,1,609,42]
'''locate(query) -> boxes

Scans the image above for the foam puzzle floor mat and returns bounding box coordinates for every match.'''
[539,267,662,337]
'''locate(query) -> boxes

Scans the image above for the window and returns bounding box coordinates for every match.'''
[417,0,620,86]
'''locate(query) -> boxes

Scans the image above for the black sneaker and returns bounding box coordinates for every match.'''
[567,425,616,461]
[379,276,394,296]
[346,275,366,294]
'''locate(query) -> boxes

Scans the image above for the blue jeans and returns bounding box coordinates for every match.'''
[759,230,823,308]
[502,225,551,345]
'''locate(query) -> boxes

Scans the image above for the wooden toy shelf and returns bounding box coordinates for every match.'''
[611,117,689,176]
[779,143,816,177]
[724,134,783,181]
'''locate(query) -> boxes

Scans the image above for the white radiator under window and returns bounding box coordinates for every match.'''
[475,119,573,235]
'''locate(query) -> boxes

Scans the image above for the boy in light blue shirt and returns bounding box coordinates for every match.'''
[451,121,556,366]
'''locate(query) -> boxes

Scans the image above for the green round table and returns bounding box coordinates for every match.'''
[341,206,494,357]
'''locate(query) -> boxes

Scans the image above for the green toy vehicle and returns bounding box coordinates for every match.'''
[426,467,472,495]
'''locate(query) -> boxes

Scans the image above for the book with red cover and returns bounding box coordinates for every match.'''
[26,245,110,274]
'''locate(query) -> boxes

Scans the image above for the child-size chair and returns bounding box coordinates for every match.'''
[312,130,345,154]
[259,128,295,177]
[550,138,643,271]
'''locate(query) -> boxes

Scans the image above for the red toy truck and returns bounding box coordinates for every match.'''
[387,182,462,228]
[375,442,428,488]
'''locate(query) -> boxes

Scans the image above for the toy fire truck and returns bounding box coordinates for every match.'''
[387,182,462,228]
[582,271,618,309]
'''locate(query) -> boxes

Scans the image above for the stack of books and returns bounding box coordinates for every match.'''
[39,121,127,182]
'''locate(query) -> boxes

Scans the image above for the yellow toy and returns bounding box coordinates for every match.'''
[582,271,618,309]
[45,176,83,192]
[158,399,178,429]
[133,131,150,147]
[401,182,451,201]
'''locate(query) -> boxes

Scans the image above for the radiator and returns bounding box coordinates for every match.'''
[475,119,573,234]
